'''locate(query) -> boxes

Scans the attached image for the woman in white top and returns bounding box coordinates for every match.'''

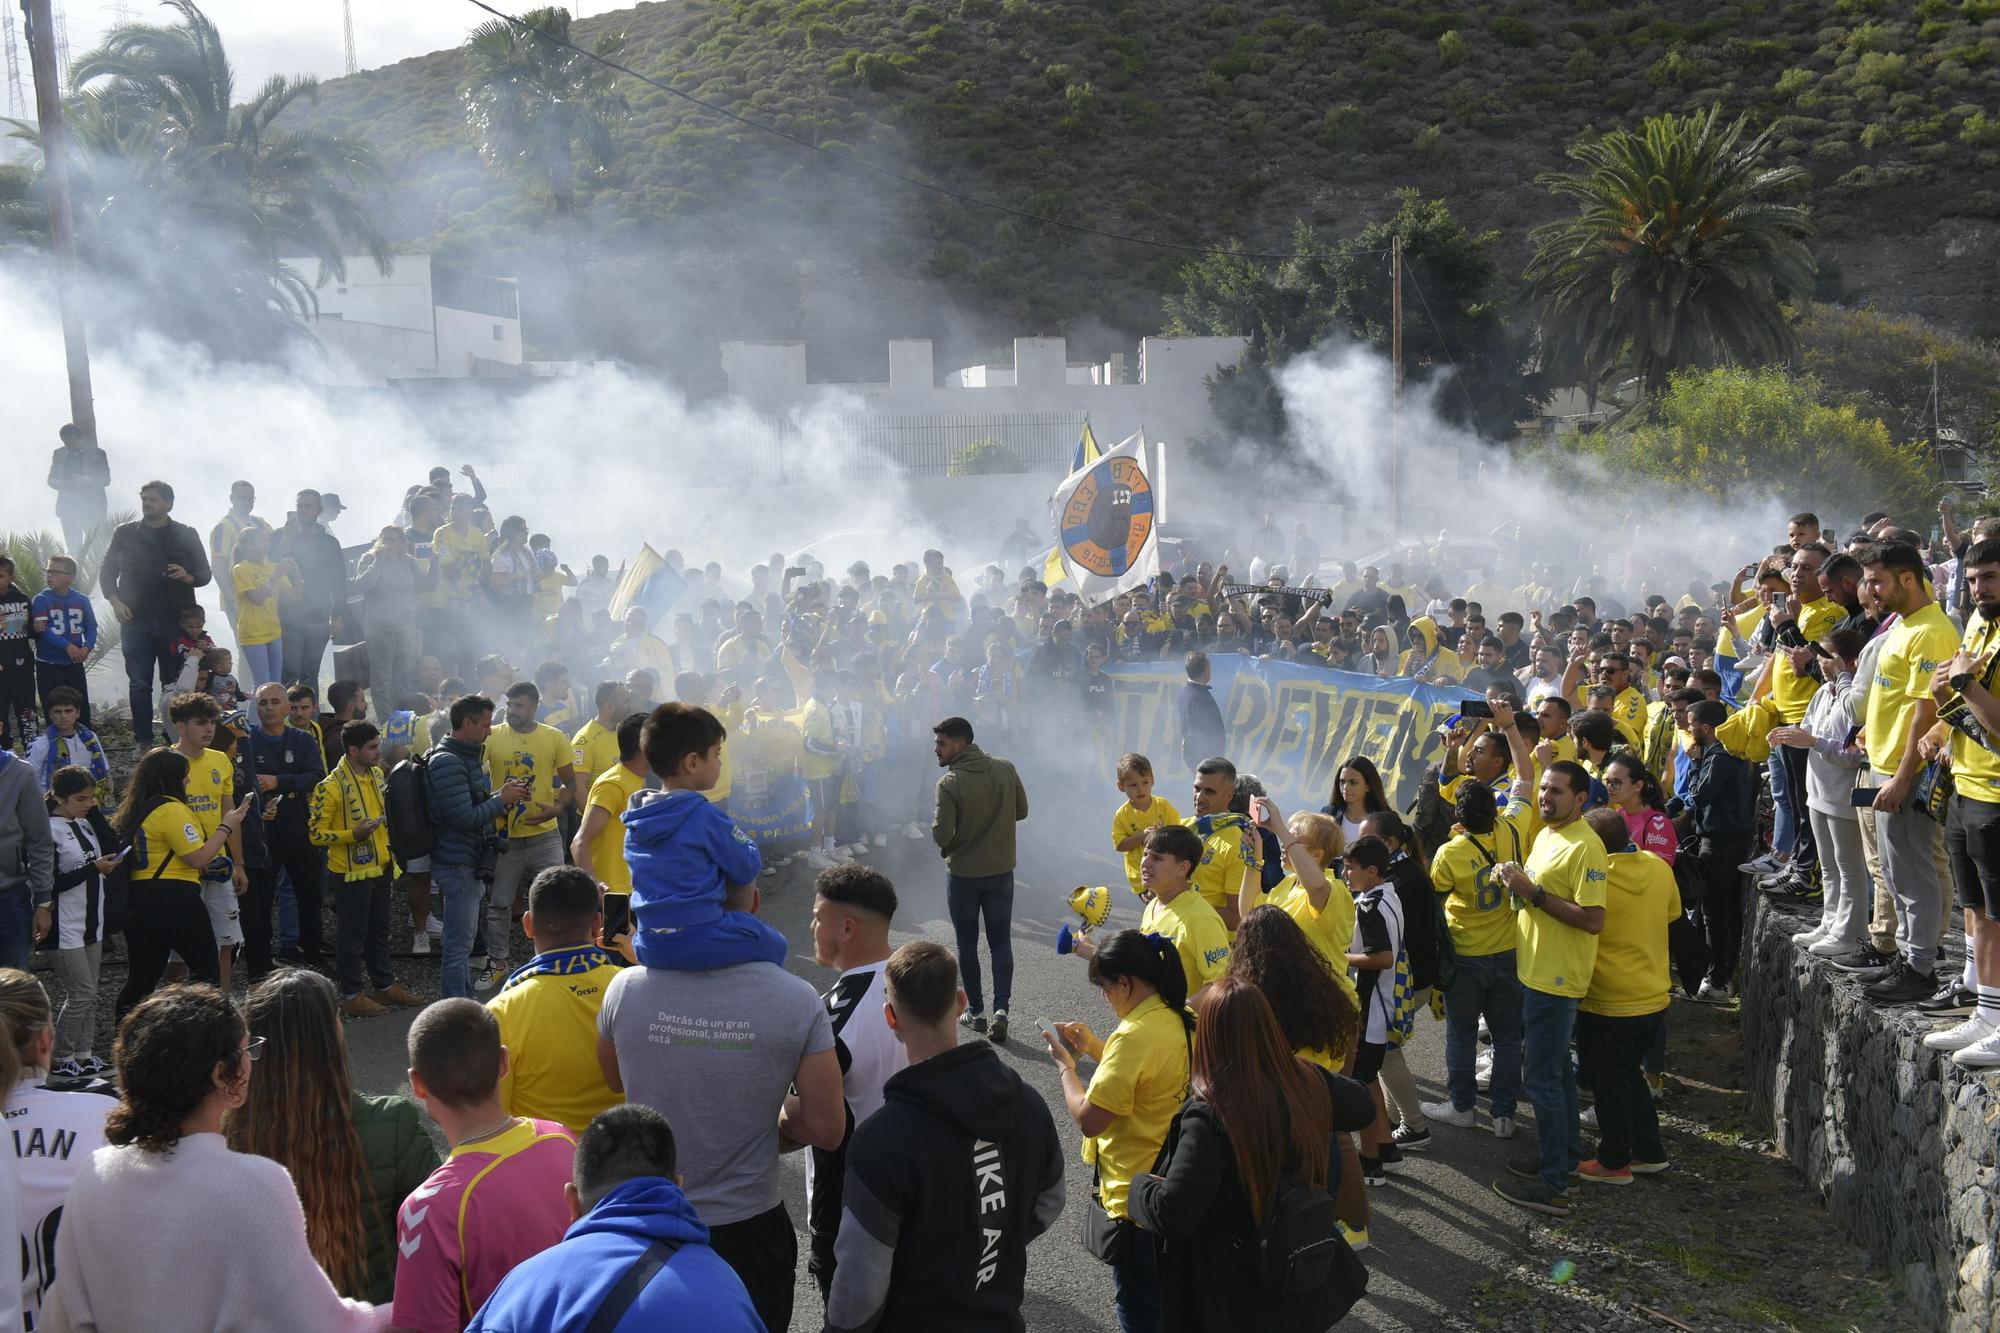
[42,984,386,1332]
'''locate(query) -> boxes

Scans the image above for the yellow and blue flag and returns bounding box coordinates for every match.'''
[608,544,686,624]
[1070,419,1102,473]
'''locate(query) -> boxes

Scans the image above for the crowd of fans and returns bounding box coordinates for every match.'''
[1,435,1996,1331]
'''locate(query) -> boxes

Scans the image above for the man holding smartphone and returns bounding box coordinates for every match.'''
[309,719,423,1018]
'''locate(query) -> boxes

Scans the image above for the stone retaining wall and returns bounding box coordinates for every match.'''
[1741,894,1998,1330]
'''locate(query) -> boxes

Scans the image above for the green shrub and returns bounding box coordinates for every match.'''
[1322,101,1366,145]
[1491,15,1537,47]
[1854,50,1908,86]
[1043,62,1073,89]
[1861,120,1891,148]
[1566,46,1599,78]
[1812,137,1853,159]
[1774,65,1814,96]
[1415,122,1446,160]
[948,439,1027,475]
[1438,29,1467,66]
[1843,20,1891,53]
[904,2,940,24]
[852,51,903,87]
[1964,109,2000,145]
[1649,45,1695,86]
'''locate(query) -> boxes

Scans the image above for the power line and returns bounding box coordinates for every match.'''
[1403,263,1491,439]
[456,0,1392,265]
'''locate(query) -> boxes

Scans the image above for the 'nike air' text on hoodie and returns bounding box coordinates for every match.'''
[824,1041,1065,1333]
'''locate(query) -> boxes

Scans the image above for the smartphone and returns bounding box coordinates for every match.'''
[1038,1019,1070,1053]
[1460,699,1495,719]
[1850,787,1881,808]
[602,892,632,941]
[103,846,129,863]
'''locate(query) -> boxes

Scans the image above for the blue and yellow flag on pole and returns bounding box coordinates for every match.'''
[1070,419,1102,473]
[608,544,686,624]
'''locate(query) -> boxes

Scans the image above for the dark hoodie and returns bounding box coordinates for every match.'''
[824,1042,1065,1333]
[464,1176,763,1333]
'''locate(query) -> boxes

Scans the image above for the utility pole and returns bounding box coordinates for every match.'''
[342,0,356,75]
[23,0,96,444]
[1389,232,1403,534]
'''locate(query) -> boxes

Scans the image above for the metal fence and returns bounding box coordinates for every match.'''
[733,410,1088,482]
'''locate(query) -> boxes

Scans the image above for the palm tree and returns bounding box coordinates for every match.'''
[1524,106,1816,400]
[461,8,627,219]
[10,1,388,355]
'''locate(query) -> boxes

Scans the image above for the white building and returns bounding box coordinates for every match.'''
[719,334,1250,468]
[282,254,524,386]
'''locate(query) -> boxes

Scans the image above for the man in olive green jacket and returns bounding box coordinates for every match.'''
[929,716,1029,1042]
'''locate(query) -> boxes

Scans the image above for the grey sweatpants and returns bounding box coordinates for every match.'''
[50,942,102,1061]
[1876,798,1948,973]
[487,831,562,970]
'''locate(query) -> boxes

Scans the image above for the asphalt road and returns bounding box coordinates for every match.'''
[345,796,1547,1333]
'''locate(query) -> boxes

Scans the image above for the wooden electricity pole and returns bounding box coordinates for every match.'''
[23,0,96,444]
[1389,233,1403,533]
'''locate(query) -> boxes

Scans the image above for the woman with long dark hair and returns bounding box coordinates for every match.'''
[111,748,251,1016]
[1322,756,1389,847]
[43,985,383,1330]
[225,970,438,1303]
[1127,977,1375,1331]
[1043,929,1193,1333]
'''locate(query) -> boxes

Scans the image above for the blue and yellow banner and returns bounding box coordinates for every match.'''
[1095,656,1482,813]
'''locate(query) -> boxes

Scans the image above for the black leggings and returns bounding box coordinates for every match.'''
[117,883,220,1018]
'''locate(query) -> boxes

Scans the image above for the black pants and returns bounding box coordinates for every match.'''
[117,884,219,1018]
[333,873,395,998]
[708,1202,796,1333]
[280,618,332,697]
[34,660,90,727]
[0,663,36,749]
[251,840,325,964]
[1575,1009,1665,1170]
[1694,834,1753,987]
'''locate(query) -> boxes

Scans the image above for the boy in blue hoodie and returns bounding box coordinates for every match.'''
[465,1104,762,1333]
[30,554,96,727]
[622,703,786,971]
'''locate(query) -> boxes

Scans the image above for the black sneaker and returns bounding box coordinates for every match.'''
[1864,959,1936,1005]
[1759,872,1821,901]
[959,1010,987,1034]
[1827,943,1896,978]
[1915,982,1978,1018]
[1359,1153,1387,1186]
[1378,1142,1408,1173]
[1392,1125,1433,1151]
[988,1011,1009,1044]
[1506,1152,1581,1182]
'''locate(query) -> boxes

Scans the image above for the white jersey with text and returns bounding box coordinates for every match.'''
[9,1073,116,1329]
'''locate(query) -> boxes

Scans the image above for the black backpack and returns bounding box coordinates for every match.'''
[385,751,439,862]
[1257,1172,1345,1295]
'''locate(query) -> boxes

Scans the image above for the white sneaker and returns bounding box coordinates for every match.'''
[1951,1025,2000,1068]
[1580,1105,1599,1128]
[411,930,430,956]
[1421,1100,1475,1128]
[873,833,889,848]
[425,915,444,938]
[1809,936,1860,958]
[1490,1116,1516,1139]
[1696,980,1727,1003]
[1791,926,1827,946]
[1475,1049,1495,1091]
[1739,851,1784,876]
[1923,1012,1998,1052]
[905,822,927,841]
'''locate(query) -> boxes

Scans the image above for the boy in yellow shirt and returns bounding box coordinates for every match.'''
[487,865,623,1133]
[1110,753,1180,898]
[1073,824,1229,1004]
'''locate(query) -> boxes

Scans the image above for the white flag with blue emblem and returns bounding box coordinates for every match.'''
[1050,431,1158,603]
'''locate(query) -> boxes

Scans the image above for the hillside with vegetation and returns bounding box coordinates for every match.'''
[287,0,2000,384]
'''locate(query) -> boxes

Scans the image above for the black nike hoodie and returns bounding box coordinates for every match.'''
[822,1041,1066,1333]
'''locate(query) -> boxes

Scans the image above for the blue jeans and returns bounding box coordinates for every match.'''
[946,871,1014,1014]
[1110,1230,1162,1333]
[1521,987,1581,1194]
[1767,743,1815,870]
[1443,949,1522,1119]
[435,864,484,999]
[121,617,181,743]
[239,640,283,690]
[277,867,298,949]
[0,888,34,970]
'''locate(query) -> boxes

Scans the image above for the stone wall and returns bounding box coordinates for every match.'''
[1741,894,1998,1330]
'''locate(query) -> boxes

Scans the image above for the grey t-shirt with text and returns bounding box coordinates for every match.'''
[599,960,834,1225]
